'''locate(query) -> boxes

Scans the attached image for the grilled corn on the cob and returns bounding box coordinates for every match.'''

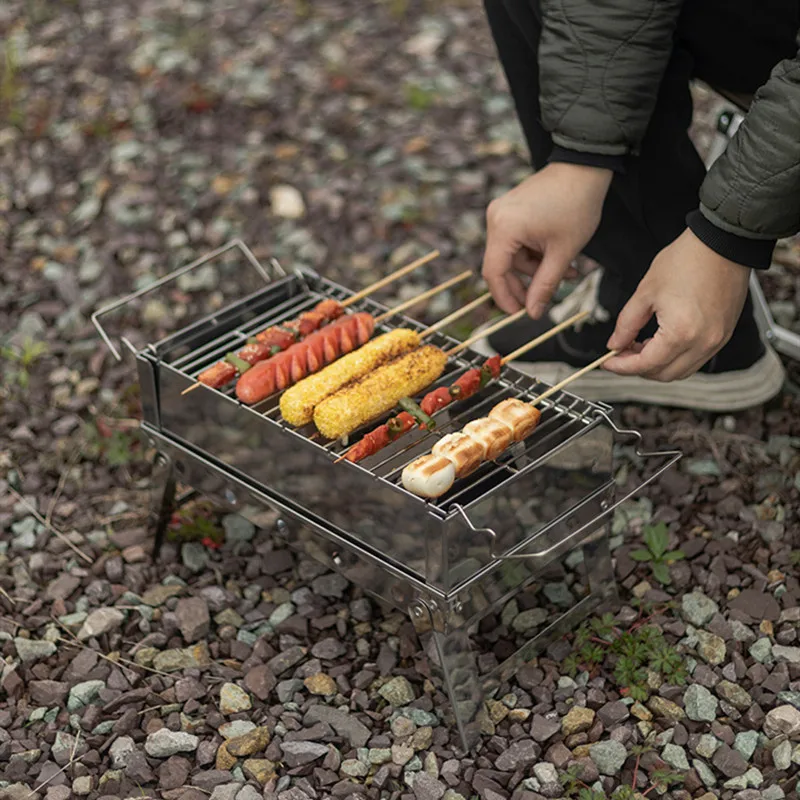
[314,345,448,439]
[280,329,420,427]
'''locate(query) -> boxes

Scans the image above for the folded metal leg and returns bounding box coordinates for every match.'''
[150,453,177,559]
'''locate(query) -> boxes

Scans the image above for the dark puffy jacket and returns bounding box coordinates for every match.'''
[539,0,800,267]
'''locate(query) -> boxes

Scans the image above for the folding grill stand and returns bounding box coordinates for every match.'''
[705,104,800,361]
[94,240,680,753]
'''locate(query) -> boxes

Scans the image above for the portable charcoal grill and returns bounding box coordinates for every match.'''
[93,240,680,751]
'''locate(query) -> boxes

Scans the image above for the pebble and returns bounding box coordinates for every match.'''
[685,684,719,722]
[648,695,685,721]
[494,739,540,771]
[77,607,125,641]
[379,676,416,706]
[749,637,774,663]
[682,591,719,626]
[280,741,329,768]
[693,758,717,788]
[512,608,548,632]
[712,743,748,778]
[734,730,759,761]
[561,706,595,735]
[340,758,368,777]
[145,729,199,758]
[220,682,252,714]
[716,680,753,711]
[109,736,137,768]
[67,680,105,712]
[696,629,727,664]
[662,743,690,770]
[772,644,800,663]
[763,705,800,737]
[222,514,256,542]
[226,727,270,757]
[305,672,337,695]
[182,542,209,572]
[153,642,212,672]
[772,739,792,769]
[14,638,57,663]
[589,740,628,775]
[270,185,306,219]
[176,597,211,642]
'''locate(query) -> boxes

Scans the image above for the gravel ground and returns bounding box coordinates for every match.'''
[3,2,800,800]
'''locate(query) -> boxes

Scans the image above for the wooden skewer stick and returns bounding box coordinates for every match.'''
[342,249,440,308]
[531,350,619,406]
[444,309,527,356]
[373,270,472,324]
[500,310,589,365]
[419,292,492,339]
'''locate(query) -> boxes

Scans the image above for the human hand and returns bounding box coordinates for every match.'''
[482,163,612,318]
[604,228,751,380]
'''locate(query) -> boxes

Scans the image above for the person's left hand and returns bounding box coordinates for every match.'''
[604,228,751,381]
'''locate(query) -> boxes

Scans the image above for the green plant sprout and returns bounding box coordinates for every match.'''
[630,522,685,585]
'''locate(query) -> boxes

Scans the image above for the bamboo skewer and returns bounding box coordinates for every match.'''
[444,309,527,356]
[181,249,441,395]
[500,310,589,365]
[419,292,492,339]
[531,349,619,406]
[373,270,471,324]
[342,249,440,308]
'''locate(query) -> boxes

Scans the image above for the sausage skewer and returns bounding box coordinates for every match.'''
[181,249,440,394]
[401,349,619,498]
[337,309,589,463]
[238,271,473,407]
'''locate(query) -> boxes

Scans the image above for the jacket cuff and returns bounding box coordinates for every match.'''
[686,208,775,270]
[547,145,626,174]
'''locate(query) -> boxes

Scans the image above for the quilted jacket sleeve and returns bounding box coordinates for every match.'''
[691,46,800,257]
[538,0,684,156]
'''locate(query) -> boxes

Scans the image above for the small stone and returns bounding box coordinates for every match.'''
[182,542,208,572]
[749,638,774,663]
[494,739,539,771]
[763,705,800,738]
[340,758,369,777]
[589,740,628,775]
[772,739,792,769]
[716,680,752,711]
[305,673,336,696]
[175,597,210,643]
[77,607,125,641]
[772,644,800,664]
[763,786,787,800]
[412,772,446,800]
[712,743,747,778]
[242,758,277,784]
[226,727,270,757]
[562,706,595,736]
[369,748,392,765]
[222,514,256,542]
[71,775,92,796]
[220,683,251,714]
[684,684,719,722]
[682,591,719,627]
[141,584,184,606]
[695,734,722,760]
[14,638,57,664]
[109,736,137,768]
[696,630,727,665]
[244,665,276,701]
[648,696,685,721]
[215,742,237,771]
[693,758,717,788]
[280,741,329,768]
[597,701,629,728]
[392,742,415,765]
[67,680,105,712]
[379,676,416,706]
[512,608,548,632]
[662,743,690,770]
[270,185,306,219]
[153,642,211,672]
[734,730,759,761]
[145,729,199,758]
[311,638,347,660]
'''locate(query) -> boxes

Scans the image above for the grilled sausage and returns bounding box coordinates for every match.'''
[235,312,375,405]
[313,346,449,440]
[343,411,416,463]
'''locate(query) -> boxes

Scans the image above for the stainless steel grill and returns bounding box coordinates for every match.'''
[93,240,680,751]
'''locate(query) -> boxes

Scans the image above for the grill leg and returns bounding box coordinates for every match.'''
[150,453,177,559]
[410,599,484,755]
[583,520,619,612]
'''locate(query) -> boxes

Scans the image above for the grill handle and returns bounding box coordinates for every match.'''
[449,410,681,563]
[91,239,282,361]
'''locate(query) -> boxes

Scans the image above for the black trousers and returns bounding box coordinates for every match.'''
[484,0,799,317]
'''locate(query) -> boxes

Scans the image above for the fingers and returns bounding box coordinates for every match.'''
[482,229,523,314]
[607,288,654,352]
[524,249,570,319]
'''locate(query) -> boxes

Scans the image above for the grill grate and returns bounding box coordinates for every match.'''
[154,270,602,518]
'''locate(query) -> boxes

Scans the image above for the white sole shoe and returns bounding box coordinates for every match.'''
[470,327,787,412]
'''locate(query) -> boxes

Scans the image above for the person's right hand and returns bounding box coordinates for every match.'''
[482,162,613,318]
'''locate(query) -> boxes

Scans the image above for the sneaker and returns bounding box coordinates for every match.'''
[470,268,786,412]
